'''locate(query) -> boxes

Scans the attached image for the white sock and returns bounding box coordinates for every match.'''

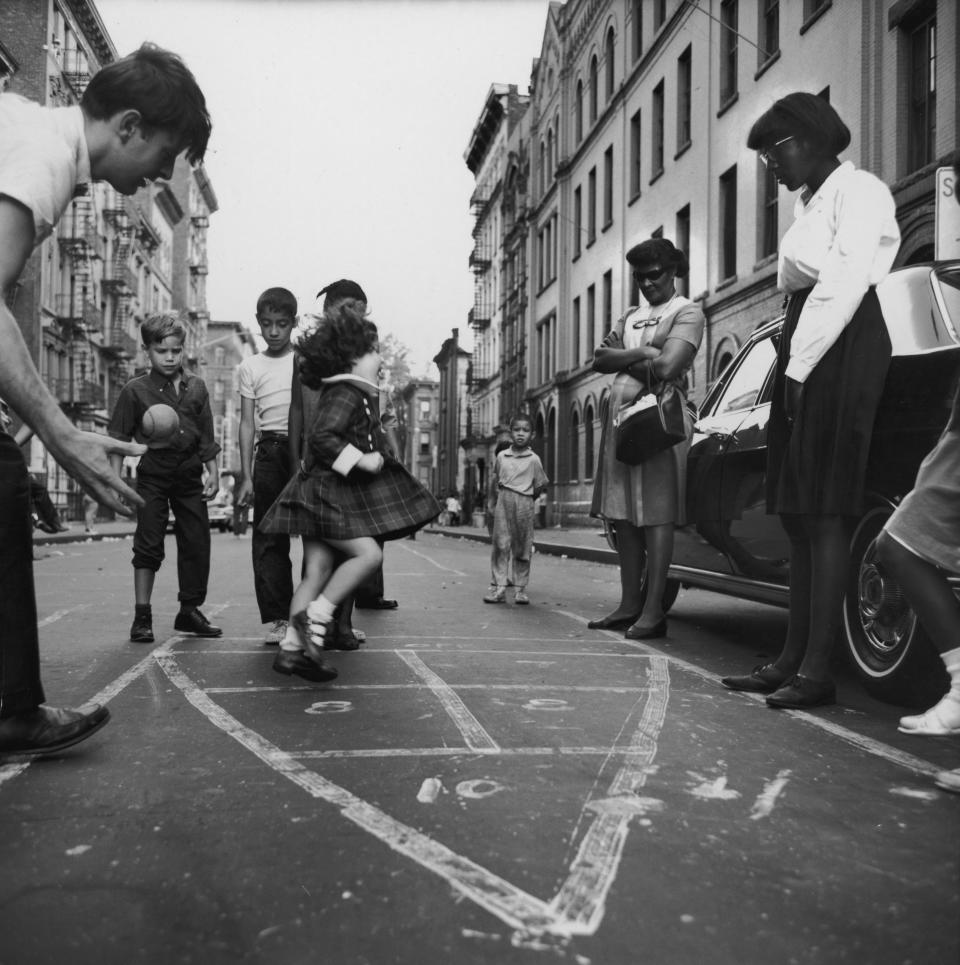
[279,625,301,651]
[307,595,337,623]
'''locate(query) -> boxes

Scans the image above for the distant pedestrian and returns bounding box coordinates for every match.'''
[721,93,900,709]
[483,413,548,605]
[109,312,222,644]
[444,493,461,527]
[261,299,439,680]
[235,287,300,647]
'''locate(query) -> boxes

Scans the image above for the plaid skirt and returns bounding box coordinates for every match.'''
[259,455,440,542]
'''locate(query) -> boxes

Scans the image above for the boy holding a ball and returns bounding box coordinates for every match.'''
[109,312,223,643]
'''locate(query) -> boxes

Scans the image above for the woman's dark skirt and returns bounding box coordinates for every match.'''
[766,286,891,516]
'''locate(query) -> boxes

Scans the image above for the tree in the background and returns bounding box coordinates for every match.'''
[379,332,413,461]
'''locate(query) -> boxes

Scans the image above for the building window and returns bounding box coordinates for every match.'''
[653,0,667,31]
[214,346,225,365]
[602,270,613,336]
[546,129,554,184]
[588,167,597,244]
[214,379,224,401]
[570,410,580,482]
[720,0,738,106]
[584,404,595,479]
[759,161,778,260]
[419,431,431,455]
[419,398,431,418]
[572,296,581,367]
[576,79,584,142]
[759,0,779,66]
[677,45,692,152]
[539,140,546,196]
[802,0,829,21]
[573,186,582,258]
[589,54,599,123]
[629,108,642,199]
[631,0,643,62]
[586,284,596,357]
[907,13,937,173]
[651,80,665,178]
[719,164,737,281]
[605,27,616,102]
[603,146,614,227]
[675,204,690,297]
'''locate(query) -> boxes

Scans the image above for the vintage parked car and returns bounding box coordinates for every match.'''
[613,262,960,704]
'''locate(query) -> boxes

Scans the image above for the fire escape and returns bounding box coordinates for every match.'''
[53,196,105,410]
[467,186,493,442]
[100,189,138,389]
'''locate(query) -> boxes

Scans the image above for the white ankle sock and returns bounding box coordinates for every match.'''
[307,595,336,623]
[280,625,301,650]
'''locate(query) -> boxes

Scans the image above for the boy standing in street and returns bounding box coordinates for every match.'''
[484,413,549,605]
[235,287,300,647]
[109,313,222,643]
[0,43,210,756]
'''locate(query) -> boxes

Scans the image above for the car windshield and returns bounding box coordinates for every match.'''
[934,266,960,342]
[712,336,777,417]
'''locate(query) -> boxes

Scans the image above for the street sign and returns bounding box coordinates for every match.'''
[935,166,959,259]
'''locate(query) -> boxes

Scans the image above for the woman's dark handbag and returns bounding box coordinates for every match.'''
[613,366,687,465]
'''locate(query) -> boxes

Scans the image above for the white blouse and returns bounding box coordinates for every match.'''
[778,160,900,383]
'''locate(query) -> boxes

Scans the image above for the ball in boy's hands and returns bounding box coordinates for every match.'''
[141,404,180,448]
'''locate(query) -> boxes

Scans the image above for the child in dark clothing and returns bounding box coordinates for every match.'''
[109,312,222,643]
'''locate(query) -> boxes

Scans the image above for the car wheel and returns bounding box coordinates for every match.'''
[842,505,947,706]
[602,519,682,614]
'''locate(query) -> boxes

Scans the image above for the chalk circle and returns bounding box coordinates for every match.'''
[305,700,353,715]
[522,698,570,712]
[456,779,505,800]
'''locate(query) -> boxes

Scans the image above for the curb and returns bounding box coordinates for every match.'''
[422,527,617,566]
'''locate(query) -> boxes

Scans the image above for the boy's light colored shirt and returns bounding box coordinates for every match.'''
[237,352,294,434]
[495,447,548,497]
[0,94,89,246]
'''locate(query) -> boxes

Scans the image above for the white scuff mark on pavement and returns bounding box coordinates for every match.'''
[0,763,30,785]
[456,779,505,800]
[750,769,792,820]
[584,796,664,817]
[155,650,671,940]
[397,542,467,577]
[37,603,91,628]
[65,844,91,856]
[305,701,352,715]
[396,651,500,752]
[890,786,938,801]
[417,777,443,803]
[523,698,570,711]
[555,607,948,781]
[515,660,556,667]
[461,928,501,942]
[688,775,741,801]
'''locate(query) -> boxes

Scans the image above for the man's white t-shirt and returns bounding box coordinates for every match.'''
[237,352,295,434]
[0,94,89,246]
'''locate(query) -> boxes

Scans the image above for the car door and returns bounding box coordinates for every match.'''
[676,330,789,581]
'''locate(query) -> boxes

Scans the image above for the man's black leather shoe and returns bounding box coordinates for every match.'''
[355,597,398,610]
[174,607,223,637]
[130,612,154,643]
[273,650,338,682]
[0,703,110,758]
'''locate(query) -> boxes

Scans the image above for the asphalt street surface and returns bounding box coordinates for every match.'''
[1,528,958,965]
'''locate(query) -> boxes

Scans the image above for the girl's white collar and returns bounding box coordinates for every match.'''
[321,373,380,393]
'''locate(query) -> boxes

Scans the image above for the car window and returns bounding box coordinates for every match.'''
[712,337,777,417]
[934,266,960,343]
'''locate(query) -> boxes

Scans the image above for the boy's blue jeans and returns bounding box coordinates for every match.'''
[252,435,293,623]
[0,432,44,717]
[490,489,536,590]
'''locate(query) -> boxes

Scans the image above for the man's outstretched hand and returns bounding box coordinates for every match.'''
[48,430,146,517]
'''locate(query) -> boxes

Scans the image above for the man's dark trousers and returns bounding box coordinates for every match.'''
[0,432,44,717]
[134,451,211,606]
[252,434,293,623]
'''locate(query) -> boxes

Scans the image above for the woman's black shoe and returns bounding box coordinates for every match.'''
[587,613,641,631]
[273,650,338,683]
[624,618,667,640]
[720,663,788,694]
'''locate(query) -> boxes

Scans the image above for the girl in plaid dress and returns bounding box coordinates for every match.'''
[260,303,439,674]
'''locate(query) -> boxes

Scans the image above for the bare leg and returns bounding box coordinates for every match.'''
[636,523,674,627]
[289,539,335,624]
[320,537,383,604]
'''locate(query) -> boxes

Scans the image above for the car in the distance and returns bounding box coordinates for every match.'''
[613,262,960,705]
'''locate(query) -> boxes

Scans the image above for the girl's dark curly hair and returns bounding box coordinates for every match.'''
[296,299,378,389]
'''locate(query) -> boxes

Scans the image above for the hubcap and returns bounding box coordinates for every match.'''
[857,542,915,664]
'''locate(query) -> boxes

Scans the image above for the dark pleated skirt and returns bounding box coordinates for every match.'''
[766,286,891,516]
[259,455,440,542]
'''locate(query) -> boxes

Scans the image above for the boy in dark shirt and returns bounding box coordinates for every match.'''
[109,312,222,642]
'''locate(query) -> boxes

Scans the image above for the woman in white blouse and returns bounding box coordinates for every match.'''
[722,92,900,709]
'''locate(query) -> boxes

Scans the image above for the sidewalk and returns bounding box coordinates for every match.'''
[35,519,619,565]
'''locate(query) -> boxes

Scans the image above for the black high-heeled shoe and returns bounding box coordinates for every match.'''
[587,612,641,631]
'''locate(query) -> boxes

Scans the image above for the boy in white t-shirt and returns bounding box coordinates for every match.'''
[236,288,303,654]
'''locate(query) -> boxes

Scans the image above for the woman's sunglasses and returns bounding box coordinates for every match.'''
[632,266,667,283]
[759,135,795,167]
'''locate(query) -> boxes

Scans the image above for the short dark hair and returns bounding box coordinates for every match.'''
[317,279,367,309]
[746,91,850,158]
[296,300,378,389]
[625,237,689,277]
[256,287,297,318]
[141,311,186,346]
[509,412,534,431]
[82,43,211,165]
